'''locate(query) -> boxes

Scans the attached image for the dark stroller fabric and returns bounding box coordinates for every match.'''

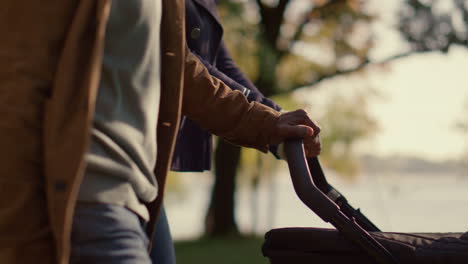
[263,227,468,264]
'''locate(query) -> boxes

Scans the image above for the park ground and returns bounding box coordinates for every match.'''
[175,236,268,264]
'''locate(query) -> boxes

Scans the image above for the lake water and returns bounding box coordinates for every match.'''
[165,163,468,240]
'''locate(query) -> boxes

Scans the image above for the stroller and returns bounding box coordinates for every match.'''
[262,139,468,264]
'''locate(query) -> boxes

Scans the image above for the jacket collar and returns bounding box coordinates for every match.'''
[191,0,223,30]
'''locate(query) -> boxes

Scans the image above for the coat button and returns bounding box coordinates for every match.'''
[54,180,67,192]
[191,27,201,39]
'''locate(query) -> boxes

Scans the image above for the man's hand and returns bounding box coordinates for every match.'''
[270,109,322,157]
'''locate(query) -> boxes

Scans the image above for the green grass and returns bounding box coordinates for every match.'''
[174,236,269,264]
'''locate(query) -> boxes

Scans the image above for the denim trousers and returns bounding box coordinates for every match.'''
[150,206,176,264]
[70,202,152,264]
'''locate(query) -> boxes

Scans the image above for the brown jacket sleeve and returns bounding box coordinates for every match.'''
[181,48,280,152]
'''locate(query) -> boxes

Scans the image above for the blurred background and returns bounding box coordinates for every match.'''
[169,0,468,263]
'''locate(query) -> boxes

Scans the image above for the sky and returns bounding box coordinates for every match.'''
[297,0,468,161]
[365,48,468,160]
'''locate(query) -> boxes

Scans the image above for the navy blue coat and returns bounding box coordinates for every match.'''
[171,0,281,172]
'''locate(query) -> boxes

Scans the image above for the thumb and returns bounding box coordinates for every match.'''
[281,124,314,139]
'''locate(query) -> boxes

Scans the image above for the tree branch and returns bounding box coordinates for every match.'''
[291,16,310,44]
[278,0,289,11]
[255,0,264,10]
[284,49,436,93]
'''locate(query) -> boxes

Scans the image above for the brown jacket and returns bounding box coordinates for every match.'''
[0,0,279,263]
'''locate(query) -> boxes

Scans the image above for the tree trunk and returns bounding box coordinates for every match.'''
[204,138,242,237]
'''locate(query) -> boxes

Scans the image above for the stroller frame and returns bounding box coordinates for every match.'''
[276,139,399,264]
[263,139,468,264]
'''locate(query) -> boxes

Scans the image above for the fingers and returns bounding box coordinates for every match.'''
[285,109,321,136]
[271,108,322,145]
[280,124,314,138]
[304,135,321,157]
[300,111,321,137]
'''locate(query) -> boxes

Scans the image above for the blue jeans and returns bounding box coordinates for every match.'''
[150,206,176,264]
[70,202,152,264]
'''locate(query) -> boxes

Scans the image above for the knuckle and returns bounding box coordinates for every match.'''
[296,109,307,115]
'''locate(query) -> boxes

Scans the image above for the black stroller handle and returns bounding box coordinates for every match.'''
[306,157,381,232]
[283,139,399,264]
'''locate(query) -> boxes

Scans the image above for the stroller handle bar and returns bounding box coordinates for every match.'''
[279,140,340,222]
[283,139,400,264]
[278,141,381,232]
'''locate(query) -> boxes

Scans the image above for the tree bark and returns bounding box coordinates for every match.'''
[204,138,242,237]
